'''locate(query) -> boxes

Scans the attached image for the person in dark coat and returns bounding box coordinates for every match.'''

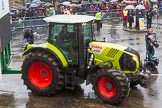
[24,28,34,44]
[146,8,154,29]
[57,26,70,42]
[128,9,134,29]
[145,28,159,61]
[135,9,144,30]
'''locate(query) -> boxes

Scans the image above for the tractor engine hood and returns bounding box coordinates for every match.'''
[88,41,141,74]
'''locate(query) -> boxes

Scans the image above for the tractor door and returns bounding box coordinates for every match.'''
[48,23,78,63]
[77,22,94,70]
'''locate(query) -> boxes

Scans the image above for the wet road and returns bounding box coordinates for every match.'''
[0,25,162,108]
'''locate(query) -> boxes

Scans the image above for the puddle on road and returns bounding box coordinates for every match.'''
[139,68,162,108]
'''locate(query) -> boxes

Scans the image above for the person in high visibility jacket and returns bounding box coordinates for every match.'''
[122,8,128,28]
[95,10,102,32]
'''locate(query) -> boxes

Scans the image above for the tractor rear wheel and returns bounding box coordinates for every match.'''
[92,68,130,105]
[21,50,64,96]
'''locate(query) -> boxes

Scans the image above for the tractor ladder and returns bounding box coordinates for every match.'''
[65,68,76,89]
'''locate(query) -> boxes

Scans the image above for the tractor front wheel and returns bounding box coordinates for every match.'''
[92,68,130,105]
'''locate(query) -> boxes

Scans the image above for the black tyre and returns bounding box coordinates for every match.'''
[21,50,64,96]
[130,81,140,88]
[92,68,130,105]
[146,62,156,71]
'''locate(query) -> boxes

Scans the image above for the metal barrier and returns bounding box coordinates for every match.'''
[77,10,123,26]
[10,8,162,31]
[11,17,47,30]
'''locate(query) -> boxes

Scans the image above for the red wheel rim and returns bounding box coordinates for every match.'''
[98,77,117,98]
[28,62,53,88]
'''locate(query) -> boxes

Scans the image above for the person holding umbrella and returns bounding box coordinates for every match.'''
[122,8,128,28]
[125,5,135,29]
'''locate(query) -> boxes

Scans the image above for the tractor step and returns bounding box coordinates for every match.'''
[65,70,76,89]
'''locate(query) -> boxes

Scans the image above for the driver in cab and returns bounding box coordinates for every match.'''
[57,26,70,42]
[56,25,77,61]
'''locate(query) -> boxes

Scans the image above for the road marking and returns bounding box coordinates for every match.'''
[151,74,162,76]
[102,24,162,31]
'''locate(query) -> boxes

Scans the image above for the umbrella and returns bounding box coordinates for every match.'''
[125,1,137,5]
[29,3,38,8]
[94,1,102,4]
[82,1,91,5]
[72,0,79,3]
[60,1,71,6]
[44,2,53,7]
[17,6,26,10]
[110,0,118,2]
[70,4,77,7]
[125,5,135,9]
[32,0,41,4]
[75,4,82,7]
[40,1,46,4]
[25,2,31,8]
[10,8,17,12]
[150,0,158,2]
[135,4,145,9]
[25,2,31,5]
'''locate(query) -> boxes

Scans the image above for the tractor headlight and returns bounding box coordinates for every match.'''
[132,56,138,62]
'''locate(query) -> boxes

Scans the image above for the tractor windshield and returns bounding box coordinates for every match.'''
[48,22,93,63]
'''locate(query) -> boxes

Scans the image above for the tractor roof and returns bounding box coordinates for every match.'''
[43,15,96,24]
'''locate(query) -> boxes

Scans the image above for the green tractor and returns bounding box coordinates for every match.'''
[21,15,150,105]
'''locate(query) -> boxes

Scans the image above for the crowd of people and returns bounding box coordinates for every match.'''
[10,0,162,31]
[10,1,122,20]
[121,0,162,30]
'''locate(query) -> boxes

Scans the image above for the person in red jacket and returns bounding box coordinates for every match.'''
[122,8,128,28]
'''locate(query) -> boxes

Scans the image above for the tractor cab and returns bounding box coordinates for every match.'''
[44,15,96,65]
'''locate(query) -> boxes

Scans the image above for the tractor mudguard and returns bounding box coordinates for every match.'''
[23,42,68,67]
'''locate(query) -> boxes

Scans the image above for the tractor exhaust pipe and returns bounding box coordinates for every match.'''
[87,54,94,69]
